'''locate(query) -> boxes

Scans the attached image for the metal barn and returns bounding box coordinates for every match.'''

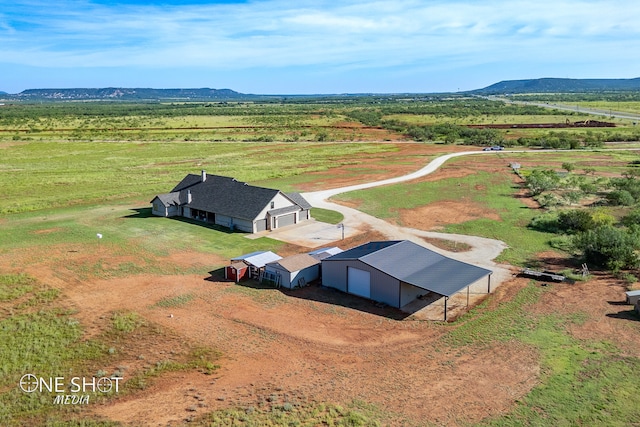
[321,240,493,321]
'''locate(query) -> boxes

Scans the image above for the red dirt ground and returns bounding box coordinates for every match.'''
[3,143,640,426]
[400,200,502,230]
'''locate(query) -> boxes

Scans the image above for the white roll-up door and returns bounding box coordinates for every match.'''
[347,267,371,298]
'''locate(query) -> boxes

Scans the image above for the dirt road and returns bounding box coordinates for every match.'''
[301,150,515,287]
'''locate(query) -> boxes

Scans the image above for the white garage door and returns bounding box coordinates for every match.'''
[278,213,296,228]
[347,267,371,298]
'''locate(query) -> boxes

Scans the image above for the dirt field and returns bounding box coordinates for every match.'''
[3,143,639,426]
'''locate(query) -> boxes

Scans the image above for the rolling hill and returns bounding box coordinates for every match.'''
[2,77,639,101]
[471,77,640,94]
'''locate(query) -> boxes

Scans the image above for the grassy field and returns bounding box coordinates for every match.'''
[0,203,289,270]
[447,283,640,427]
[574,101,640,115]
[0,141,397,214]
[2,101,640,425]
[0,102,393,142]
[333,150,640,265]
[385,113,601,125]
[333,161,549,265]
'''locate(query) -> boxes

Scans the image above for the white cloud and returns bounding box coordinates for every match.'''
[0,0,639,92]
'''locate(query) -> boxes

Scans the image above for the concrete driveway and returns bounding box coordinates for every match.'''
[251,218,358,248]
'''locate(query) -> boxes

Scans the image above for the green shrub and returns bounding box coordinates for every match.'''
[606,189,635,206]
[557,209,594,233]
[529,212,559,233]
[572,225,640,270]
[591,209,616,228]
[622,208,640,227]
[111,311,145,333]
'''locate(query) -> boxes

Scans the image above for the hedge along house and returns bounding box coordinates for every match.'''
[321,240,493,321]
[151,171,312,233]
[263,253,321,289]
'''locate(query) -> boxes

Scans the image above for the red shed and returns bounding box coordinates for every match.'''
[225,262,249,283]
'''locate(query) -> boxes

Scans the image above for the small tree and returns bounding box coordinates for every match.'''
[536,193,563,208]
[315,131,329,142]
[562,162,575,173]
[525,169,560,196]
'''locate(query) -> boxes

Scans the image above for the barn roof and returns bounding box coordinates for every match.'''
[308,246,344,261]
[325,240,492,297]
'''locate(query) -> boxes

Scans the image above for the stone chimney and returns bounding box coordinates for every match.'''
[187,190,192,204]
[201,170,207,182]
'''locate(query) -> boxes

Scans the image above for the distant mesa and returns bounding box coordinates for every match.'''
[471,77,640,95]
[7,87,255,101]
[2,77,640,101]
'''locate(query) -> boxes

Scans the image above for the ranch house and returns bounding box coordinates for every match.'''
[151,171,312,233]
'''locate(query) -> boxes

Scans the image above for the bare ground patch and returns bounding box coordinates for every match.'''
[295,144,471,192]
[0,239,541,426]
[400,200,502,230]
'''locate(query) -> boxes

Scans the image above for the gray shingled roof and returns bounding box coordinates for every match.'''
[152,192,181,206]
[170,173,290,221]
[326,240,492,297]
[268,205,301,216]
[286,192,312,210]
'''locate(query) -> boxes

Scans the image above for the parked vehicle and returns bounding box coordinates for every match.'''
[482,145,504,151]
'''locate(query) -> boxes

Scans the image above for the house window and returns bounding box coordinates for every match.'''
[270,201,275,209]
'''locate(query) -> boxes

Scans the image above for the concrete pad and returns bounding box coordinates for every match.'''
[249,219,358,248]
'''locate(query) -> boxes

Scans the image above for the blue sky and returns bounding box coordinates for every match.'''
[1,0,639,94]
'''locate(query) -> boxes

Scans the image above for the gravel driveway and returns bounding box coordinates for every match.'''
[299,150,515,287]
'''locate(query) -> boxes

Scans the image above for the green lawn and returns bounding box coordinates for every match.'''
[0,141,397,214]
[311,207,344,224]
[0,203,287,277]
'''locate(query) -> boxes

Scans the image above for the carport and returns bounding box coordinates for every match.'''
[400,256,493,321]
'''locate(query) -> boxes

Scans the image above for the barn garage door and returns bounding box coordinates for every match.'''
[255,219,267,232]
[278,213,296,228]
[348,267,371,298]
